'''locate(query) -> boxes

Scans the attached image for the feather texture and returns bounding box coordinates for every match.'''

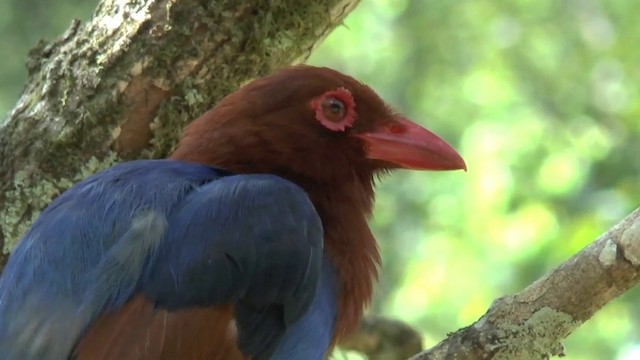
[0,160,325,359]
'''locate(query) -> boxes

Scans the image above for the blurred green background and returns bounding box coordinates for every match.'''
[1,0,639,359]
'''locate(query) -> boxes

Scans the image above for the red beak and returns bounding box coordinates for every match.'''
[354,117,466,171]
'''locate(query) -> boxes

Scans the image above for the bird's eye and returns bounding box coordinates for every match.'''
[312,87,357,132]
[322,98,346,121]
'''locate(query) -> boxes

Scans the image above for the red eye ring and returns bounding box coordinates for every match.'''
[312,87,357,132]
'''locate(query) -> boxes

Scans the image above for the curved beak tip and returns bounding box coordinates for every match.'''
[452,156,468,172]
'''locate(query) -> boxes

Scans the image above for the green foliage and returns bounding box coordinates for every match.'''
[1,0,639,359]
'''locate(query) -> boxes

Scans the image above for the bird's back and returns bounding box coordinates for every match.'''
[0,159,331,360]
[0,160,226,359]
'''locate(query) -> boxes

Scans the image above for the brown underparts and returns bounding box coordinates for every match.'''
[112,75,170,157]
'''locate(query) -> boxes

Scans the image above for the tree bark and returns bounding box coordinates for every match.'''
[0,0,359,266]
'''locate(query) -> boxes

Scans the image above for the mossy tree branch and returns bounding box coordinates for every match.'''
[0,0,359,265]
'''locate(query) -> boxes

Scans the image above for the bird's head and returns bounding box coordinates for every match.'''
[172,66,465,188]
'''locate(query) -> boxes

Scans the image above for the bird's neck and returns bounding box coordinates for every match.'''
[285,174,381,342]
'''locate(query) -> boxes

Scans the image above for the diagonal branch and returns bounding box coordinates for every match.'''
[410,207,640,359]
[339,208,640,359]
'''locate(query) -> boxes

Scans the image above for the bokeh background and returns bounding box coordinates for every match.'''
[1,0,639,359]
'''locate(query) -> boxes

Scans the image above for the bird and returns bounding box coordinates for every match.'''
[0,65,466,360]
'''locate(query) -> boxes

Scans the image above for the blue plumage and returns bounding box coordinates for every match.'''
[0,160,335,360]
[269,256,339,360]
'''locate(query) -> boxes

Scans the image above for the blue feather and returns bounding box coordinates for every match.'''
[0,159,334,360]
[270,256,339,360]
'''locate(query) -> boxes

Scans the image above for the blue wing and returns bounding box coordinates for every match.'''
[269,256,339,360]
[0,160,328,360]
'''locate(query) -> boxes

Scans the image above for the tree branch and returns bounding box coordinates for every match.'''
[340,208,640,359]
[0,0,359,267]
[410,207,640,359]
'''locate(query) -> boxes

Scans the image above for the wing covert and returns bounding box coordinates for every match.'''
[140,174,324,359]
[0,160,324,360]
